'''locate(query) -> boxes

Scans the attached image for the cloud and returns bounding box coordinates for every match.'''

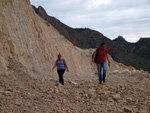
[87,0,111,8]
[30,0,150,42]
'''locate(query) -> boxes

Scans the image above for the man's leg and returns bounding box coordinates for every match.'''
[97,63,102,84]
[103,61,107,83]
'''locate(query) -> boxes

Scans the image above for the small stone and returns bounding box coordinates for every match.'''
[108,97,114,102]
[118,99,127,103]
[100,109,107,113]
[3,91,11,95]
[124,107,132,113]
[107,102,114,106]
[89,80,92,83]
[103,91,110,95]
[112,94,121,100]
[126,97,133,102]
[62,99,67,104]
[69,80,77,85]
[111,70,119,75]
[121,69,132,75]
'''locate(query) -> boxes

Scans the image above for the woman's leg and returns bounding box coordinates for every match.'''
[57,70,62,84]
[60,70,65,85]
[57,70,65,85]
[97,63,103,84]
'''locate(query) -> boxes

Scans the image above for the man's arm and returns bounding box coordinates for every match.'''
[106,54,110,62]
[106,54,110,67]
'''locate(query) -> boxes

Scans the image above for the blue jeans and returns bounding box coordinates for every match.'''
[97,61,107,82]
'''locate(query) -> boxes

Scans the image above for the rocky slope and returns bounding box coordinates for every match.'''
[0,0,98,79]
[32,6,150,72]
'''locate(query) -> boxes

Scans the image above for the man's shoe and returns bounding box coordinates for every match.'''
[103,78,105,83]
[99,80,102,84]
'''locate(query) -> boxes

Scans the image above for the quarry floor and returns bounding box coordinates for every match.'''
[0,71,150,113]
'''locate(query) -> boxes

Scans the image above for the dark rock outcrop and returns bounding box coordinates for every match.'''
[113,36,129,44]
[133,38,150,58]
[113,37,150,59]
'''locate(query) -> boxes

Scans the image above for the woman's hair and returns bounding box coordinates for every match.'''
[100,42,106,46]
[58,54,62,58]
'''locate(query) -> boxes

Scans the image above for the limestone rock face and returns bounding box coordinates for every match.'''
[0,0,96,78]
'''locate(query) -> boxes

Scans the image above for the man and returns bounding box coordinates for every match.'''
[93,42,110,84]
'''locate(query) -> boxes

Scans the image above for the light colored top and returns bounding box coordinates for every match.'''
[56,59,66,70]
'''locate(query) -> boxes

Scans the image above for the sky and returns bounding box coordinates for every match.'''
[30,0,150,42]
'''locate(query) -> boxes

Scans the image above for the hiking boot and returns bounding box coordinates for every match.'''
[99,80,102,84]
[103,78,105,83]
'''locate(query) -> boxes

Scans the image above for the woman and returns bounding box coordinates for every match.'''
[52,54,69,85]
[93,42,110,84]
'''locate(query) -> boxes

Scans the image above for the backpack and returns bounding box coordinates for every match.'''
[92,47,100,63]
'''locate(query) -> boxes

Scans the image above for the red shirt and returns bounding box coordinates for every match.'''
[96,47,108,63]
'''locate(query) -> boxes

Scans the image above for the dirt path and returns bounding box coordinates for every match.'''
[0,72,150,113]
